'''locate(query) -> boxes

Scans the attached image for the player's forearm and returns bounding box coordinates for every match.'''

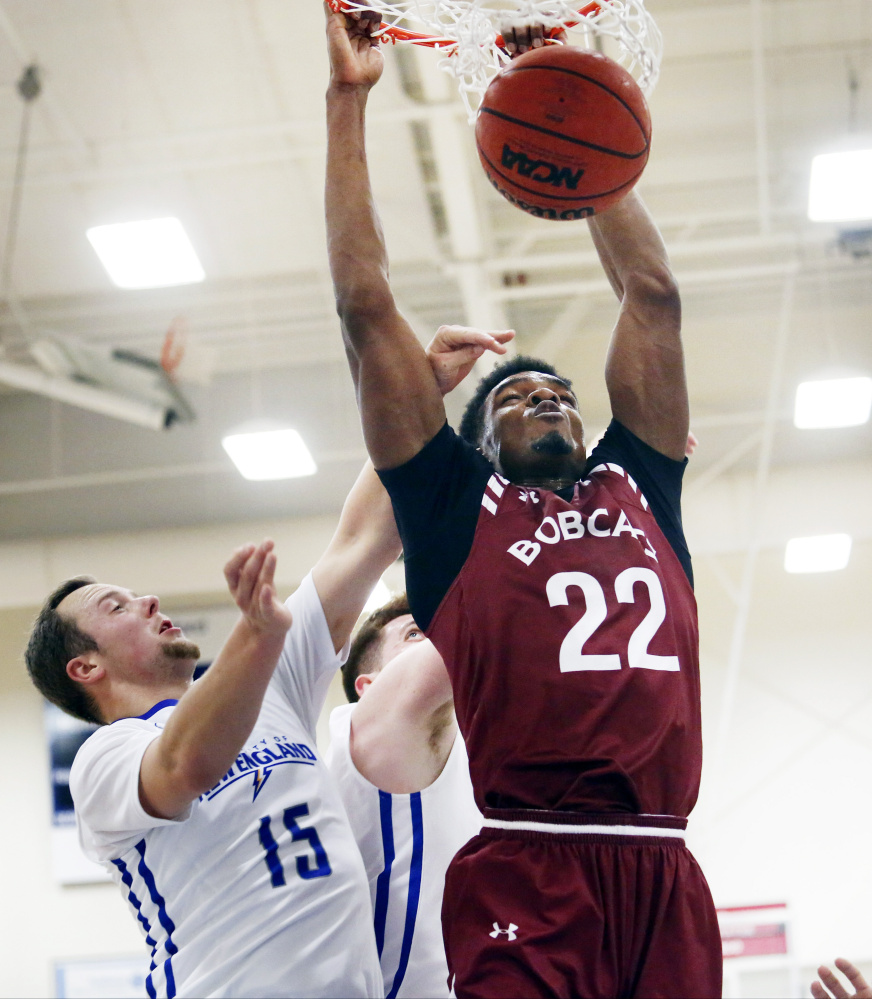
[332,461,402,567]
[594,192,688,458]
[325,84,397,339]
[312,462,402,652]
[148,620,286,802]
[588,191,678,308]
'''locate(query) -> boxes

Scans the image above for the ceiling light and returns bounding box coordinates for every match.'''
[793,376,872,429]
[362,579,392,615]
[87,218,205,289]
[808,149,872,222]
[221,427,317,481]
[784,534,852,574]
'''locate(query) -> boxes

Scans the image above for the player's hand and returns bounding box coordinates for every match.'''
[811,960,872,999]
[426,325,515,396]
[325,4,385,89]
[685,431,699,457]
[224,540,293,638]
[501,21,566,57]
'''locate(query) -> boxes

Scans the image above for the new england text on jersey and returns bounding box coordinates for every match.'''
[201,733,318,803]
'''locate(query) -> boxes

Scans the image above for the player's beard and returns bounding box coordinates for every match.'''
[531,430,574,456]
[162,638,202,661]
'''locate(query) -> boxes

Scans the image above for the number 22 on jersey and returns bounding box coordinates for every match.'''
[547,566,680,673]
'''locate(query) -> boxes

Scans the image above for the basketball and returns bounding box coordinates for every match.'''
[475,45,652,220]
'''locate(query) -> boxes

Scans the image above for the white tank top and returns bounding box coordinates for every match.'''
[327,703,482,999]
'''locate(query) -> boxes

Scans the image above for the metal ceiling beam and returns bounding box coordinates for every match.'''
[484,232,807,276]
[492,262,799,302]
[0,447,369,496]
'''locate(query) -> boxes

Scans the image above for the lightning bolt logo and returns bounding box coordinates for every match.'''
[251,768,274,802]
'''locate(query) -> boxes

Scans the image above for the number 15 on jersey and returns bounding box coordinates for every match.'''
[258,802,332,888]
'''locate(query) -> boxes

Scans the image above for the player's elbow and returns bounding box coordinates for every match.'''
[333,274,396,343]
[164,746,225,801]
[623,267,681,328]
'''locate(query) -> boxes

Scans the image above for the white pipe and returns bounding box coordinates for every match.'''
[750,0,772,233]
[711,270,796,794]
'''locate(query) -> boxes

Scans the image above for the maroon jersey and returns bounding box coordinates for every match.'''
[428,460,700,816]
[379,419,701,818]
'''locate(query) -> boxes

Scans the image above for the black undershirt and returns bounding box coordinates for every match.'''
[378,418,692,631]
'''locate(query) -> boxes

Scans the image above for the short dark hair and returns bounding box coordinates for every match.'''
[342,593,411,704]
[458,354,572,446]
[25,577,104,725]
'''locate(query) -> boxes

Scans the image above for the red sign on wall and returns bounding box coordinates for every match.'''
[717,903,789,960]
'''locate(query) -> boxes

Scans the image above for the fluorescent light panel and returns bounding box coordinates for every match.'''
[784,534,852,574]
[808,149,872,222]
[87,217,205,289]
[222,428,317,481]
[794,376,872,429]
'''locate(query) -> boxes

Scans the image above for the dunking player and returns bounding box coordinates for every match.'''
[24,464,399,999]
[325,9,722,999]
[326,328,507,999]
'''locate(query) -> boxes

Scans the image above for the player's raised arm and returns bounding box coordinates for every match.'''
[324,8,445,470]
[588,190,689,461]
[138,541,292,819]
[312,460,402,654]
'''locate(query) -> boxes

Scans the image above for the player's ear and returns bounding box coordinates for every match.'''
[67,656,105,686]
[354,672,375,699]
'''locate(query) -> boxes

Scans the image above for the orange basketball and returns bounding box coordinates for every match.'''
[475,46,652,220]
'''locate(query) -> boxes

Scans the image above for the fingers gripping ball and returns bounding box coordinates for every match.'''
[475,46,652,220]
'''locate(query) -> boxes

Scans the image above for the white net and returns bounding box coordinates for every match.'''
[332,1,662,120]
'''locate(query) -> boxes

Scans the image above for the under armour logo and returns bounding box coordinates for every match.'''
[489,922,518,941]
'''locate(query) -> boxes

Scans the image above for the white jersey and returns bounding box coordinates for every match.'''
[326,703,482,999]
[70,573,383,999]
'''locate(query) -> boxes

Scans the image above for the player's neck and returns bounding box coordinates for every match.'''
[512,473,577,492]
[99,678,191,724]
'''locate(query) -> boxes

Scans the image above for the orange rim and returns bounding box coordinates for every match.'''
[327,1,603,52]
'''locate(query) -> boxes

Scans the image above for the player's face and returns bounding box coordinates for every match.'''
[59,583,200,681]
[376,614,427,669]
[482,372,586,484]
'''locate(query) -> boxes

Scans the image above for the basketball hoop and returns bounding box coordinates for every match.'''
[327,0,662,120]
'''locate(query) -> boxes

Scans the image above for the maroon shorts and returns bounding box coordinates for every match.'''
[442,809,722,999]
